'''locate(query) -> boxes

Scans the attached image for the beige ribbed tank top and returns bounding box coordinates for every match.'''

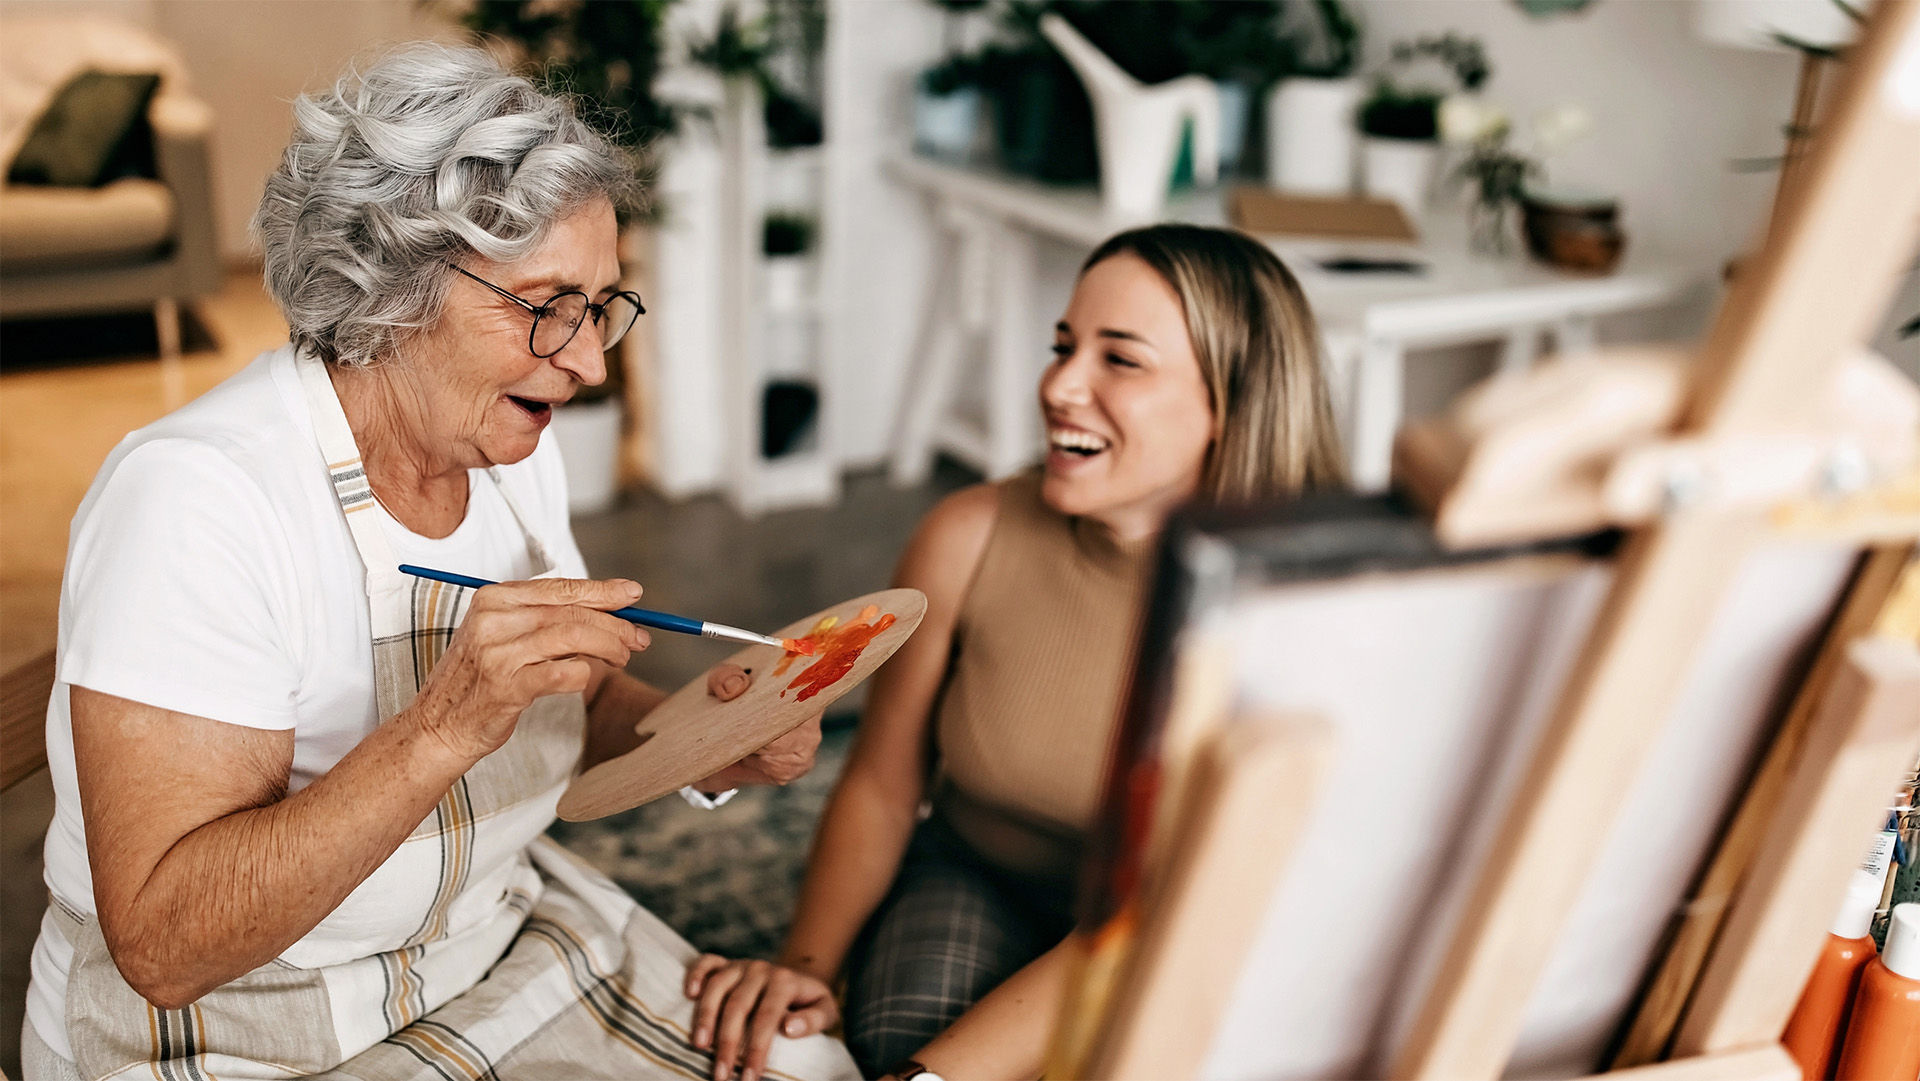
[932,472,1155,883]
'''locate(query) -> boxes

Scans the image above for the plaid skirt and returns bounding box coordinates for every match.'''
[840,814,1076,1077]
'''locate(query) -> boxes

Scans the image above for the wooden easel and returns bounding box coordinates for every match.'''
[1055,2,1920,1077]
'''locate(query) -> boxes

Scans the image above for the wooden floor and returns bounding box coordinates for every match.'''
[0,270,286,674]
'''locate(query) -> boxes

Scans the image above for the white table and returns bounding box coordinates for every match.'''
[882,153,1709,492]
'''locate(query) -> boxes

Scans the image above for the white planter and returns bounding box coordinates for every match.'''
[1361,137,1438,219]
[551,397,622,516]
[763,254,811,314]
[1265,76,1361,195]
[914,86,981,162]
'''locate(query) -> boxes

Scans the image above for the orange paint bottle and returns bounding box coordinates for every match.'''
[1834,903,1920,1081]
[1784,878,1882,1080]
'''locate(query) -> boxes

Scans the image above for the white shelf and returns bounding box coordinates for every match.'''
[717,72,841,518]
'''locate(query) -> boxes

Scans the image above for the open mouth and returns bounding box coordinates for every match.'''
[508,395,553,420]
[1049,427,1111,458]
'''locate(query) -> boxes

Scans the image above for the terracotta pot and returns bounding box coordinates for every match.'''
[1521,193,1626,273]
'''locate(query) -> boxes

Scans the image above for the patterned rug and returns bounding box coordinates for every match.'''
[547,720,854,960]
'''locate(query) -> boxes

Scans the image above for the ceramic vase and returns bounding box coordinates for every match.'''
[1040,14,1220,221]
[1469,199,1516,257]
[1265,76,1361,195]
[1361,136,1437,219]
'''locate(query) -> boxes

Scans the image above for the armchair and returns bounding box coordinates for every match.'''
[0,14,220,358]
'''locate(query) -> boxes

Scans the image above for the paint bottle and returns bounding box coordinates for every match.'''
[1833,902,1920,1081]
[1783,876,1882,1080]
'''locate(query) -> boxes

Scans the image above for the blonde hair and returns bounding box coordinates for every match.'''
[1081,224,1347,504]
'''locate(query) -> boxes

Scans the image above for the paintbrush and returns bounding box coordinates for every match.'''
[397,565,815,654]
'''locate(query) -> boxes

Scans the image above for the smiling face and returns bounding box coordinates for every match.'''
[396,197,622,471]
[1040,253,1216,540]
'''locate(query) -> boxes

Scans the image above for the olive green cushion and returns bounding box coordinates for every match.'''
[7,70,160,188]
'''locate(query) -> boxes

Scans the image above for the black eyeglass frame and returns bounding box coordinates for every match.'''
[447,263,646,359]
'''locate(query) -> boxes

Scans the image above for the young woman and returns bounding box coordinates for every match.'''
[684,224,1347,1081]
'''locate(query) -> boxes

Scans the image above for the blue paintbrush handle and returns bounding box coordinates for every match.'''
[398,564,708,639]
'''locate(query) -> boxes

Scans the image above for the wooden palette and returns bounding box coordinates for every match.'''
[556,587,927,821]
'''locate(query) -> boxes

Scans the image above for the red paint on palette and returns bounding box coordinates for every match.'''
[774,604,898,701]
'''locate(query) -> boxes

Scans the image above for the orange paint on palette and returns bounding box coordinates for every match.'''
[773,614,838,677]
[777,604,896,701]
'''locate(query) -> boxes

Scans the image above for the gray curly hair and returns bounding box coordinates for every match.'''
[252,42,637,368]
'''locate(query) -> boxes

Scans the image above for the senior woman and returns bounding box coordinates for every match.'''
[22,45,858,1081]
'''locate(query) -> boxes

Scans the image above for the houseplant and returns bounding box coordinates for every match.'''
[1265,0,1362,194]
[1358,32,1489,217]
[1444,101,1598,260]
[687,3,823,150]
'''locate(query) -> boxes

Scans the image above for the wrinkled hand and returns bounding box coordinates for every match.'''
[409,577,648,764]
[695,712,823,791]
[685,954,840,1081]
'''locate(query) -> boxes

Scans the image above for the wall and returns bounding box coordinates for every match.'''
[1358,0,1796,274]
[0,0,449,262]
[1351,0,1918,403]
[156,1,453,263]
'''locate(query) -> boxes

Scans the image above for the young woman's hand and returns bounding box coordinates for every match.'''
[684,954,840,1081]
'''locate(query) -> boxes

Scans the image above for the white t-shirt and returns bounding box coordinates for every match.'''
[27,344,589,1059]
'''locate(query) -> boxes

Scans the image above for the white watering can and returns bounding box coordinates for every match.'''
[1039,13,1221,222]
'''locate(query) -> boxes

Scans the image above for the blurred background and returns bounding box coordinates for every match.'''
[1,1,1917,1070]
[3,0,1918,675]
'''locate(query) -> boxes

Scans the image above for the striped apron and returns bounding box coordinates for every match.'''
[50,350,859,1081]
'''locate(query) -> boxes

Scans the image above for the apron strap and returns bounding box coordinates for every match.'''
[294,351,564,592]
[294,349,404,599]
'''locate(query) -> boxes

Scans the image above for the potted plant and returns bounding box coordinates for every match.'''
[1359,33,1488,218]
[1264,0,1362,194]
[1444,100,1599,260]
[454,0,679,513]
[687,4,823,150]
[915,0,991,161]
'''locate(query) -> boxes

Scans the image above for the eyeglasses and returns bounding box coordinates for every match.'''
[448,263,645,359]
